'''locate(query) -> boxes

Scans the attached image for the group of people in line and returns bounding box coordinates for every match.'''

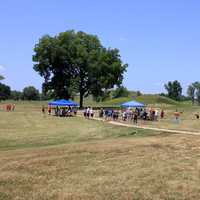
[42,105,77,117]
[41,105,199,124]
[98,107,165,124]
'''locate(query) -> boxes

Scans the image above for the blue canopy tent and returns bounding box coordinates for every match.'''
[121,100,145,108]
[48,99,79,107]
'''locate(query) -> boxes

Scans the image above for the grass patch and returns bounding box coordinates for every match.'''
[0,106,154,151]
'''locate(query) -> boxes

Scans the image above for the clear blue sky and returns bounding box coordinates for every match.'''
[0,0,200,94]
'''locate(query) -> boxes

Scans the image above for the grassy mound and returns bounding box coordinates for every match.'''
[135,95,178,105]
[103,95,178,106]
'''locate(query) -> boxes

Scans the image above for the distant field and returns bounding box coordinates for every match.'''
[1,101,200,199]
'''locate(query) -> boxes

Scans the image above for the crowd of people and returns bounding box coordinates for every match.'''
[82,107,165,124]
[42,105,77,117]
[98,107,165,124]
[40,105,199,124]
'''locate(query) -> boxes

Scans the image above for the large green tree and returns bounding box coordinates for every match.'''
[164,80,182,101]
[33,30,127,107]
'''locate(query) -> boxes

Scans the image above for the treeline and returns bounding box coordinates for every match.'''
[0,83,49,101]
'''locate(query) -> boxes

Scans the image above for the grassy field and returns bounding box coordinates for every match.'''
[1,101,200,199]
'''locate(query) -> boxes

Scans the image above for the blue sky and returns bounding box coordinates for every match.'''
[0,0,200,94]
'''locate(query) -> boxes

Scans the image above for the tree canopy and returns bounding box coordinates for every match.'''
[33,30,127,107]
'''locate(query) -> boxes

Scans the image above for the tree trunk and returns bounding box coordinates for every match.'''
[79,91,84,109]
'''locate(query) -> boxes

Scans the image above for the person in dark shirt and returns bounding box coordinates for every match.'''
[133,112,138,124]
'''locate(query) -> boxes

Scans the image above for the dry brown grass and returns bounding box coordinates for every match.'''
[1,134,200,199]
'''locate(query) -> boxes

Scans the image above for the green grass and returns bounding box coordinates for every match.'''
[135,94,178,105]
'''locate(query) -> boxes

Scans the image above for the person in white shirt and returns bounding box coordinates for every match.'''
[90,107,94,118]
[155,110,158,121]
[86,107,90,118]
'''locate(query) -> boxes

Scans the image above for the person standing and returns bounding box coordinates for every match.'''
[90,107,94,118]
[12,104,15,111]
[86,107,90,119]
[174,109,180,123]
[99,108,104,118]
[133,111,138,124]
[48,106,51,115]
[42,105,45,117]
[160,110,164,119]
[155,109,158,121]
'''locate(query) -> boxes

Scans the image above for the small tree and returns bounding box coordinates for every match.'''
[22,86,40,100]
[164,80,182,101]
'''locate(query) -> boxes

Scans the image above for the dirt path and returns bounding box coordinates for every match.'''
[91,117,200,136]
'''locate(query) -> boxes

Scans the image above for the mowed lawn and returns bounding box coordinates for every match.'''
[1,103,200,199]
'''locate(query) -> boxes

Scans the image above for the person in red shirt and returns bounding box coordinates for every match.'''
[160,110,164,119]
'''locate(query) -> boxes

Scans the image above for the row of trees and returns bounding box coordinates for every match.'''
[0,83,41,101]
[33,30,127,107]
